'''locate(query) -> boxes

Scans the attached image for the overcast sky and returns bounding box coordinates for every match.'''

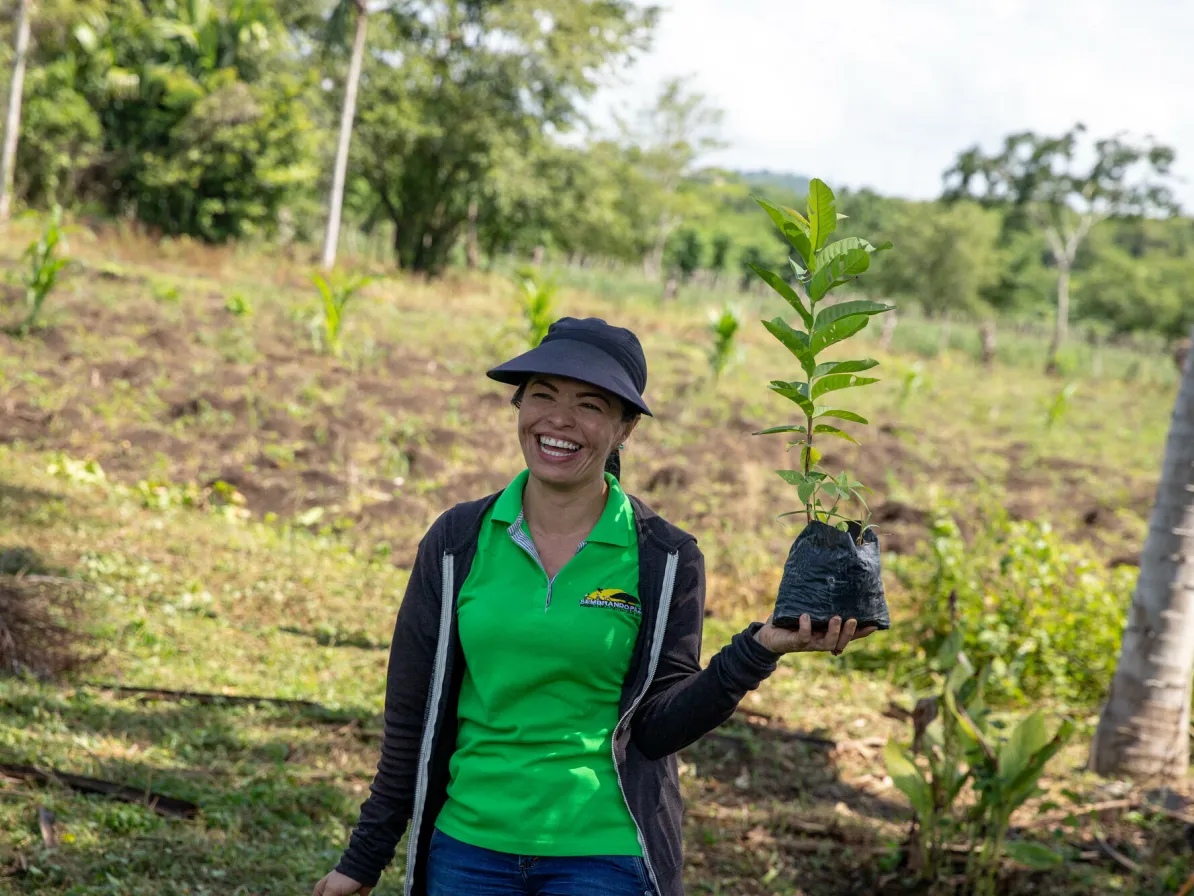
[588,0,1193,208]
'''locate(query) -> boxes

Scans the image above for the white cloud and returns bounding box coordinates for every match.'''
[589,0,1194,207]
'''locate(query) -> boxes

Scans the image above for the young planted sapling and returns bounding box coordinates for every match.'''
[748,178,894,631]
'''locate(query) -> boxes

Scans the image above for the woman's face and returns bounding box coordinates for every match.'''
[517,375,638,489]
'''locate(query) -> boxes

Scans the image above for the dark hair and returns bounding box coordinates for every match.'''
[510,381,638,479]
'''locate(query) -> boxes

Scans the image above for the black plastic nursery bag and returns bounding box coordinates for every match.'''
[773,520,890,632]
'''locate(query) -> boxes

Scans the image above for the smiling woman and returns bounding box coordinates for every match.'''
[313,317,876,896]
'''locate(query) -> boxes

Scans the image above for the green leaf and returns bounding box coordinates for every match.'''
[806,179,837,251]
[1003,841,1064,870]
[782,222,813,267]
[814,236,876,268]
[814,300,895,331]
[1004,720,1075,810]
[811,374,879,400]
[754,425,806,436]
[789,256,808,281]
[820,482,840,500]
[999,711,1049,785]
[813,358,880,378]
[814,424,859,445]
[777,204,811,230]
[883,742,933,821]
[810,314,871,355]
[754,197,788,232]
[762,318,816,377]
[776,470,808,485]
[807,247,873,302]
[748,265,812,329]
[814,408,869,424]
[800,444,822,467]
[769,383,815,417]
[797,480,816,504]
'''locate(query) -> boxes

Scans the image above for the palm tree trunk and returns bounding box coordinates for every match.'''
[0,0,33,223]
[1091,324,1194,777]
[320,2,368,271]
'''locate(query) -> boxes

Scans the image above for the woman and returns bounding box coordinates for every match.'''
[314,317,874,896]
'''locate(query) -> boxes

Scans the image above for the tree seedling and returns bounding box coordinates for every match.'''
[17,206,70,335]
[749,179,894,632]
[514,266,558,348]
[311,271,371,358]
[749,178,893,535]
[707,303,742,382]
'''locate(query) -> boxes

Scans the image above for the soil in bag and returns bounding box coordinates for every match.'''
[773,520,890,632]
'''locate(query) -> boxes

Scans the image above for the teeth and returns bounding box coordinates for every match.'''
[540,436,580,451]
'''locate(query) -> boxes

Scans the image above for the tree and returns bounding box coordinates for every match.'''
[0,0,33,222]
[943,125,1177,372]
[1091,325,1194,778]
[618,76,724,278]
[320,0,368,270]
[350,0,655,274]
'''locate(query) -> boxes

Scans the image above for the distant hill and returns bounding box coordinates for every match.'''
[736,170,812,196]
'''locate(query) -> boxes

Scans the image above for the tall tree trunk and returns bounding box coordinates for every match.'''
[320,2,368,271]
[1045,262,1071,375]
[0,0,33,223]
[1091,323,1194,778]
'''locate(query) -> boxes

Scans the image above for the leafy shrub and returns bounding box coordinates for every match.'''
[514,267,558,348]
[311,273,371,358]
[17,207,70,334]
[707,304,742,381]
[853,506,1133,706]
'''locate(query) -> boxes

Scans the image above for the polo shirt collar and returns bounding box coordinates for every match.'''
[490,470,634,548]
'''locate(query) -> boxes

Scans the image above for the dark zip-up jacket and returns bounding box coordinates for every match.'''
[334,491,780,896]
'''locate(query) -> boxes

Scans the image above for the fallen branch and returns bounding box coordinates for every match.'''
[0,764,198,818]
[1019,799,1136,830]
[83,682,324,711]
[1093,834,1141,874]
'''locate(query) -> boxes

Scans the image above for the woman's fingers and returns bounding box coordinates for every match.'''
[833,618,858,654]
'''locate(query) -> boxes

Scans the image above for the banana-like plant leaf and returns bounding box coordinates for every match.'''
[754,425,807,436]
[1004,720,1075,810]
[884,742,934,821]
[813,358,880,378]
[811,374,879,400]
[1003,841,1064,870]
[769,383,815,416]
[806,178,837,251]
[998,711,1049,785]
[814,424,859,445]
[943,687,997,761]
[748,264,812,329]
[814,299,895,331]
[782,223,814,267]
[762,318,816,377]
[810,314,870,355]
[814,407,869,424]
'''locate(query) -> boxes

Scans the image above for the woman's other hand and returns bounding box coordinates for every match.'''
[313,871,373,895]
[754,614,877,657]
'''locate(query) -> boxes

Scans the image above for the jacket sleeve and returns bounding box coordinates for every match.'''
[334,522,446,887]
[630,540,779,760]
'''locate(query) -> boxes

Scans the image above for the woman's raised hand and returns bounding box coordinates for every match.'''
[754,613,877,657]
[313,871,373,896]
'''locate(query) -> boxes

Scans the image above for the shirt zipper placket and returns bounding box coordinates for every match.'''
[404,553,455,896]
[508,512,586,611]
[611,550,678,896]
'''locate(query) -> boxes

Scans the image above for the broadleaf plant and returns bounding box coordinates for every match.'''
[751,179,893,535]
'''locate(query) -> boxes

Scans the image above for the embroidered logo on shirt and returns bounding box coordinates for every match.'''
[579,588,641,616]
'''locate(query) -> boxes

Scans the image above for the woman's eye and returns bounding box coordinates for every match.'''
[531,392,553,401]
[581,402,603,412]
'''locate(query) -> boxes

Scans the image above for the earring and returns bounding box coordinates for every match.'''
[618,443,625,451]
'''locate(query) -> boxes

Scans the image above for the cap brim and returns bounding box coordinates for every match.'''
[487,339,652,417]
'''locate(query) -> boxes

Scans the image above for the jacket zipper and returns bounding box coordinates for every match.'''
[611,550,679,896]
[403,553,455,896]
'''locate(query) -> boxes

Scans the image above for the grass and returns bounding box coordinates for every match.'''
[0,213,1190,894]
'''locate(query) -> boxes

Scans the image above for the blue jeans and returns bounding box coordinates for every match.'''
[426,829,655,896]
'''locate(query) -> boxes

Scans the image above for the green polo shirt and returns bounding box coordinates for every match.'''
[434,469,643,857]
